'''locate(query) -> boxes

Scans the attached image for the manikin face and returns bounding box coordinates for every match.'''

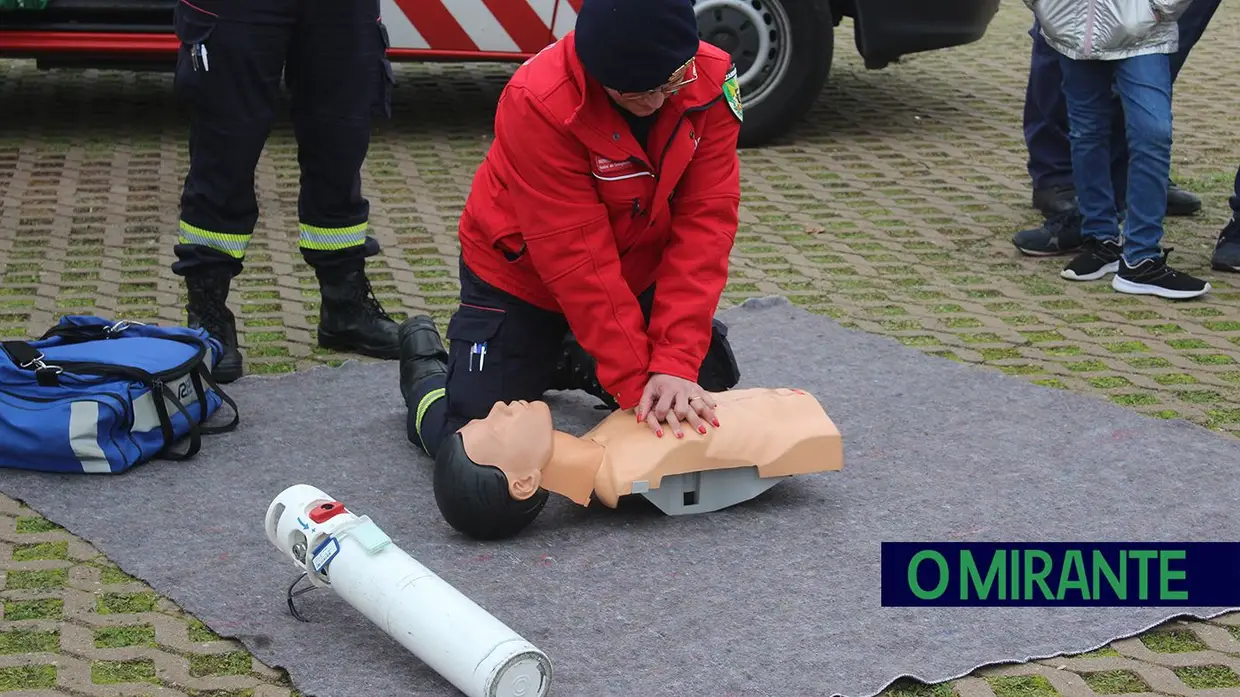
[604,57,698,118]
[457,400,555,500]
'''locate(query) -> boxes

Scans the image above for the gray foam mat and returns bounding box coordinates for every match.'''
[1,296,1236,697]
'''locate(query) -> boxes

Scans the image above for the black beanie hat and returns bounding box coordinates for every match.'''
[574,0,700,94]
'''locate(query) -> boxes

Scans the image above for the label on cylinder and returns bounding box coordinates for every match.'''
[312,536,341,573]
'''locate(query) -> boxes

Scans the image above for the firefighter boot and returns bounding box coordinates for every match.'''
[553,334,619,410]
[184,267,244,384]
[397,315,448,409]
[316,265,401,359]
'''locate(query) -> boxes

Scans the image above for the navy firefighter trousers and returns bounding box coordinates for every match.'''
[169,0,394,277]
[407,259,741,460]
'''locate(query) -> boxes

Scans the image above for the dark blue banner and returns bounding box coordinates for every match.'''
[880,542,1240,606]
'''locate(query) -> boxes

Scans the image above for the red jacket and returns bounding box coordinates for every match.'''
[458,32,742,410]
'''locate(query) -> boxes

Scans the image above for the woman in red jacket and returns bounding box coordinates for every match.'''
[397,0,745,467]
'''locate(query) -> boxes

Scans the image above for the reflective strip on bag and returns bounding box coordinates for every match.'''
[68,402,113,473]
[298,222,369,251]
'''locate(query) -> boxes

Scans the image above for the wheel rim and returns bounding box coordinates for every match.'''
[693,0,793,109]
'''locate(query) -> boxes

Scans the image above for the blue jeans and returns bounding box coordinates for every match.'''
[1023,0,1220,192]
[1059,53,1173,264]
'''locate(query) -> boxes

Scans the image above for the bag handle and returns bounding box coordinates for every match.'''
[193,366,240,435]
[38,320,145,344]
[151,382,202,461]
[148,363,241,461]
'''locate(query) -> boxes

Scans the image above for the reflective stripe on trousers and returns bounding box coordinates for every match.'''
[414,387,446,456]
[178,220,249,259]
[299,222,369,251]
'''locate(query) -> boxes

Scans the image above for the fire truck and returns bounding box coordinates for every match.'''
[0,0,1000,147]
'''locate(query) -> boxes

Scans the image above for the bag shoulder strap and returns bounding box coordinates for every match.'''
[0,341,65,387]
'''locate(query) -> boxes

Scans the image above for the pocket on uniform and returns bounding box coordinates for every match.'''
[373,20,395,119]
[172,1,218,100]
[444,304,507,419]
[174,0,217,43]
[595,174,654,215]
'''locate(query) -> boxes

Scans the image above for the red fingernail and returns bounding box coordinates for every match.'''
[698,425,707,434]
[675,432,683,439]
[656,429,663,437]
[712,419,720,427]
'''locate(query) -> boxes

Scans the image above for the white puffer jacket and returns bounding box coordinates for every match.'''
[1025,0,1193,60]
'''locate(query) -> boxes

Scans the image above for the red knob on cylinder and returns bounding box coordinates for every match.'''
[309,501,347,524]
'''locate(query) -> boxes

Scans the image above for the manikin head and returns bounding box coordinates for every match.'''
[432,400,556,541]
[573,0,701,117]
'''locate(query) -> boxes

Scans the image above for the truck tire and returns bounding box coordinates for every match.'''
[693,0,833,148]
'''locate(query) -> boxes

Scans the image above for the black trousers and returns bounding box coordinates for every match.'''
[407,259,739,459]
[169,0,393,277]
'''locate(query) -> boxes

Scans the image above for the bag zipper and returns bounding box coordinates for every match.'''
[8,334,207,387]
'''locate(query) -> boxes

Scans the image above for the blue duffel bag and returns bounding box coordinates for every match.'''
[0,315,239,474]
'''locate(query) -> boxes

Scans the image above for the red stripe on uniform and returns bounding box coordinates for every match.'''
[480,0,551,53]
[392,0,477,52]
[564,0,582,12]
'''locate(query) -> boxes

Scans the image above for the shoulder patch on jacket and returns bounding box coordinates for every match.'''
[722,65,742,122]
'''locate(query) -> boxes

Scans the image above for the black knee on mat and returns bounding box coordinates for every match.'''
[432,432,549,541]
[697,319,740,392]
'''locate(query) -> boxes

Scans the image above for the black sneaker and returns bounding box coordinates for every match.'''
[1013,210,1083,256]
[1060,236,1121,281]
[1111,250,1211,299]
[1211,216,1240,272]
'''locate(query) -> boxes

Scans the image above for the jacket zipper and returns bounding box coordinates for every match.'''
[1082,0,1097,54]
[656,95,722,174]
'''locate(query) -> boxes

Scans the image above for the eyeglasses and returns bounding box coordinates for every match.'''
[616,57,698,97]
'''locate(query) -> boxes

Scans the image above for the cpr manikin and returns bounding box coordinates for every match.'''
[432,387,843,540]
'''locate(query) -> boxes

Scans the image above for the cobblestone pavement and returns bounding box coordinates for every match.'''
[2,2,1240,695]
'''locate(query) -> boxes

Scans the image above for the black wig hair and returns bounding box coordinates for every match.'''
[433,432,550,541]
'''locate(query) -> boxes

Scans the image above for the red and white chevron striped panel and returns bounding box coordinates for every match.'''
[381,0,585,53]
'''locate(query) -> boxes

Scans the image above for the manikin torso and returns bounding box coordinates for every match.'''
[457,388,843,509]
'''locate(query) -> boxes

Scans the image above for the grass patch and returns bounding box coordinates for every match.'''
[0,629,59,654]
[3,598,63,620]
[91,658,158,685]
[96,592,158,614]
[0,665,56,690]
[1069,646,1121,658]
[14,516,62,533]
[189,651,252,677]
[99,565,137,585]
[11,541,68,561]
[1081,670,1149,694]
[188,618,221,642]
[987,674,1058,697]
[1111,393,1159,406]
[1172,665,1240,689]
[1139,629,1207,652]
[4,568,67,589]
[94,625,157,648]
